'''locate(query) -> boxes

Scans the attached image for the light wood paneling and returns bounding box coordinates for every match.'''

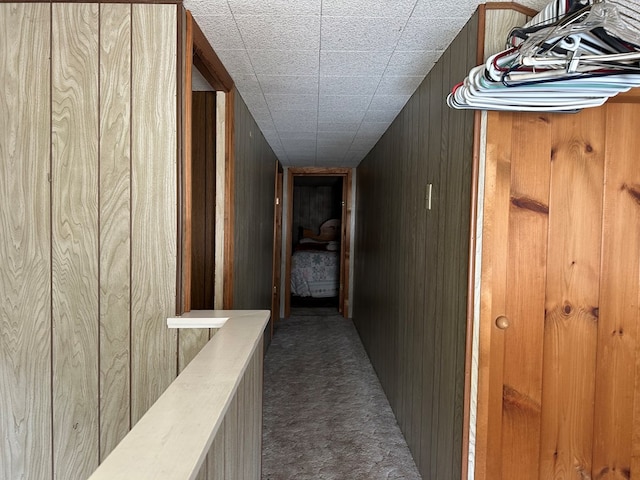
[499,113,551,480]
[353,12,478,480]
[130,3,177,422]
[215,94,227,309]
[52,4,100,478]
[592,104,640,479]
[99,3,131,460]
[539,109,604,478]
[477,100,640,479]
[0,4,51,479]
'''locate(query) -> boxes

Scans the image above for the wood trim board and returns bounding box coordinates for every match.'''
[285,167,352,318]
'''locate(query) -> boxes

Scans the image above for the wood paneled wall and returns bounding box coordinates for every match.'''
[0,4,178,478]
[231,92,278,312]
[352,12,478,480]
[475,98,640,480]
[191,91,216,309]
[195,342,264,480]
[292,184,341,244]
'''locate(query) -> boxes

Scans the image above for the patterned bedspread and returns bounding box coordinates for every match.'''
[290,250,339,298]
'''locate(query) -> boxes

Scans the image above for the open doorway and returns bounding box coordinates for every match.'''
[189,71,216,309]
[284,168,352,318]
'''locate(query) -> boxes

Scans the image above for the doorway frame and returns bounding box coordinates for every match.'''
[179,9,234,314]
[284,167,353,318]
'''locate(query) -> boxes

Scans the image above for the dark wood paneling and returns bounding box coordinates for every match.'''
[231,91,278,311]
[190,91,216,309]
[353,12,478,479]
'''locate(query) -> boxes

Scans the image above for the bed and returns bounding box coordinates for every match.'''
[290,249,340,298]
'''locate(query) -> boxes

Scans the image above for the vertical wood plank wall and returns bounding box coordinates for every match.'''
[0,4,51,479]
[0,4,178,478]
[353,13,478,479]
[196,342,264,480]
[99,3,132,459]
[51,4,100,477]
[232,92,278,313]
[477,103,640,480]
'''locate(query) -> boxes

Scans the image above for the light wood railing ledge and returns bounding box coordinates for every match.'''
[89,309,270,480]
[166,309,268,329]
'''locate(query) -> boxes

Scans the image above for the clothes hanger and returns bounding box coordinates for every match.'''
[447,0,640,112]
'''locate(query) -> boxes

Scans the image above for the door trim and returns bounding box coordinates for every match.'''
[284,167,352,318]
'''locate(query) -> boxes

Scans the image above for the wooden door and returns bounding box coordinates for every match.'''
[476,100,640,480]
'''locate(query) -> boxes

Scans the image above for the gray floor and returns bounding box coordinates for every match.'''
[262,308,422,480]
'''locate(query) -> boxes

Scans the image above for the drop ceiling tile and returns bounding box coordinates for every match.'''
[357,121,390,135]
[197,15,244,50]
[318,109,366,124]
[368,94,411,111]
[320,50,391,76]
[184,0,231,16]
[363,109,398,123]
[316,146,347,161]
[322,0,416,18]
[386,50,441,76]
[344,150,369,164]
[274,116,318,133]
[318,121,361,133]
[411,0,479,18]
[319,95,372,113]
[248,49,319,76]
[353,130,382,143]
[319,76,380,96]
[233,74,262,95]
[317,132,356,148]
[215,49,255,76]
[227,0,321,16]
[234,15,321,50]
[396,16,466,51]
[279,132,317,142]
[282,139,317,152]
[287,157,317,166]
[376,75,424,95]
[249,107,274,125]
[257,75,318,95]
[350,137,378,151]
[265,93,318,111]
[321,16,406,51]
[271,109,317,125]
[237,91,269,110]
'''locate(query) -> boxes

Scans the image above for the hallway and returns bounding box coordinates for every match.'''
[262,309,421,480]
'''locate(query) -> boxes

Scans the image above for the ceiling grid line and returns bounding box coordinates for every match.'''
[188,0,550,167]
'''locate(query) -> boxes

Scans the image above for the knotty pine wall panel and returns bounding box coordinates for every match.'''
[51,4,101,477]
[0,4,52,479]
[353,12,478,479]
[476,103,640,479]
[130,3,177,423]
[232,92,278,311]
[99,3,132,460]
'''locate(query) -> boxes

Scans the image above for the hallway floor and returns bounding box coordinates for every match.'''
[262,308,421,480]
